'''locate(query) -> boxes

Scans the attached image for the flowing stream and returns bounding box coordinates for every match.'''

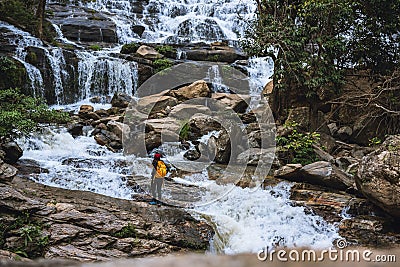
[6,0,341,255]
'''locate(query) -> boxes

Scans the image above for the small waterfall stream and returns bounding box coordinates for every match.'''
[6,0,341,255]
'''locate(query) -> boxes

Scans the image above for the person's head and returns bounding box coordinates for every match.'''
[154,153,161,160]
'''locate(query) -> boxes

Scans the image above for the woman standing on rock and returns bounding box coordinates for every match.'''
[150,152,168,204]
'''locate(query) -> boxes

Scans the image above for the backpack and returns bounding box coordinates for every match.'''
[155,160,167,178]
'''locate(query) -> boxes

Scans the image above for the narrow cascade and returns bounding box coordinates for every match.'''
[247,57,274,109]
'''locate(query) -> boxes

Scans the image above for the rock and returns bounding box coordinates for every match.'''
[170,80,211,101]
[211,93,249,113]
[285,107,310,130]
[136,45,163,59]
[1,141,23,164]
[336,126,353,141]
[0,177,212,262]
[0,159,17,182]
[145,118,181,134]
[94,133,109,146]
[262,80,274,95]
[111,93,133,108]
[275,161,355,191]
[67,123,84,138]
[189,114,221,139]
[107,121,129,140]
[137,95,178,115]
[79,105,94,114]
[132,25,145,37]
[339,216,400,247]
[169,104,212,119]
[184,46,246,63]
[236,148,275,166]
[210,130,230,164]
[356,135,400,218]
[274,164,302,179]
[184,149,201,161]
[327,122,338,136]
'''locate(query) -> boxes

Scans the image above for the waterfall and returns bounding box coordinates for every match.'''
[76,50,138,100]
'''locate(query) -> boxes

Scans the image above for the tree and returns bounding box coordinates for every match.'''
[36,0,46,39]
[242,0,400,125]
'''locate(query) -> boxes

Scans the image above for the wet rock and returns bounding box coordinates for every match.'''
[132,25,145,37]
[169,80,211,101]
[111,93,133,108]
[184,46,246,63]
[189,114,221,139]
[1,141,23,164]
[210,130,230,164]
[136,45,163,59]
[67,123,84,138]
[184,149,201,161]
[356,135,400,218]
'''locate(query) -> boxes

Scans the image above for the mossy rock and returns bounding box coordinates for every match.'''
[0,56,27,90]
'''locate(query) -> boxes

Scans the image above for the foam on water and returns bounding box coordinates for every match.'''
[194,183,339,254]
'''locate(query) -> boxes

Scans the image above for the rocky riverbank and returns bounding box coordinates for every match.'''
[0,173,212,262]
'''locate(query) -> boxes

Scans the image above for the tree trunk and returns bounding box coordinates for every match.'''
[36,0,46,39]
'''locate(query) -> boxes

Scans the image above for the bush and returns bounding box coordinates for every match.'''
[155,45,175,55]
[276,122,320,165]
[153,59,173,72]
[121,43,140,54]
[0,56,27,90]
[0,88,70,138]
[89,44,101,51]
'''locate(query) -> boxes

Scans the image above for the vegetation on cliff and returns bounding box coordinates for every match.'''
[0,88,70,139]
[243,0,400,136]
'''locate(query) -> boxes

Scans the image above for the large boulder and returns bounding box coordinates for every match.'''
[211,93,249,113]
[136,45,163,59]
[356,135,400,218]
[169,80,211,101]
[169,104,212,119]
[111,93,133,108]
[275,161,355,191]
[1,141,23,164]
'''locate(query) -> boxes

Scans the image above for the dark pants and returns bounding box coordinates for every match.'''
[151,178,163,199]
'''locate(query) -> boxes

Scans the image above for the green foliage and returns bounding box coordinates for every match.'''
[207,55,220,62]
[153,59,173,72]
[277,122,320,165]
[1,212,48,258]
[0,56,26,89]
[0,88,70,138]
[155,45,175,54]
[114,223,137,238]
[243,0,400,100]
[121,43,140,54]
[368,137,382,147]
[179,121,190,141]
[89,44,102,51]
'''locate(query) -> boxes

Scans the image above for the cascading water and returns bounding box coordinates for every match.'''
[12,0,340,255]
[76,50,138,100]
